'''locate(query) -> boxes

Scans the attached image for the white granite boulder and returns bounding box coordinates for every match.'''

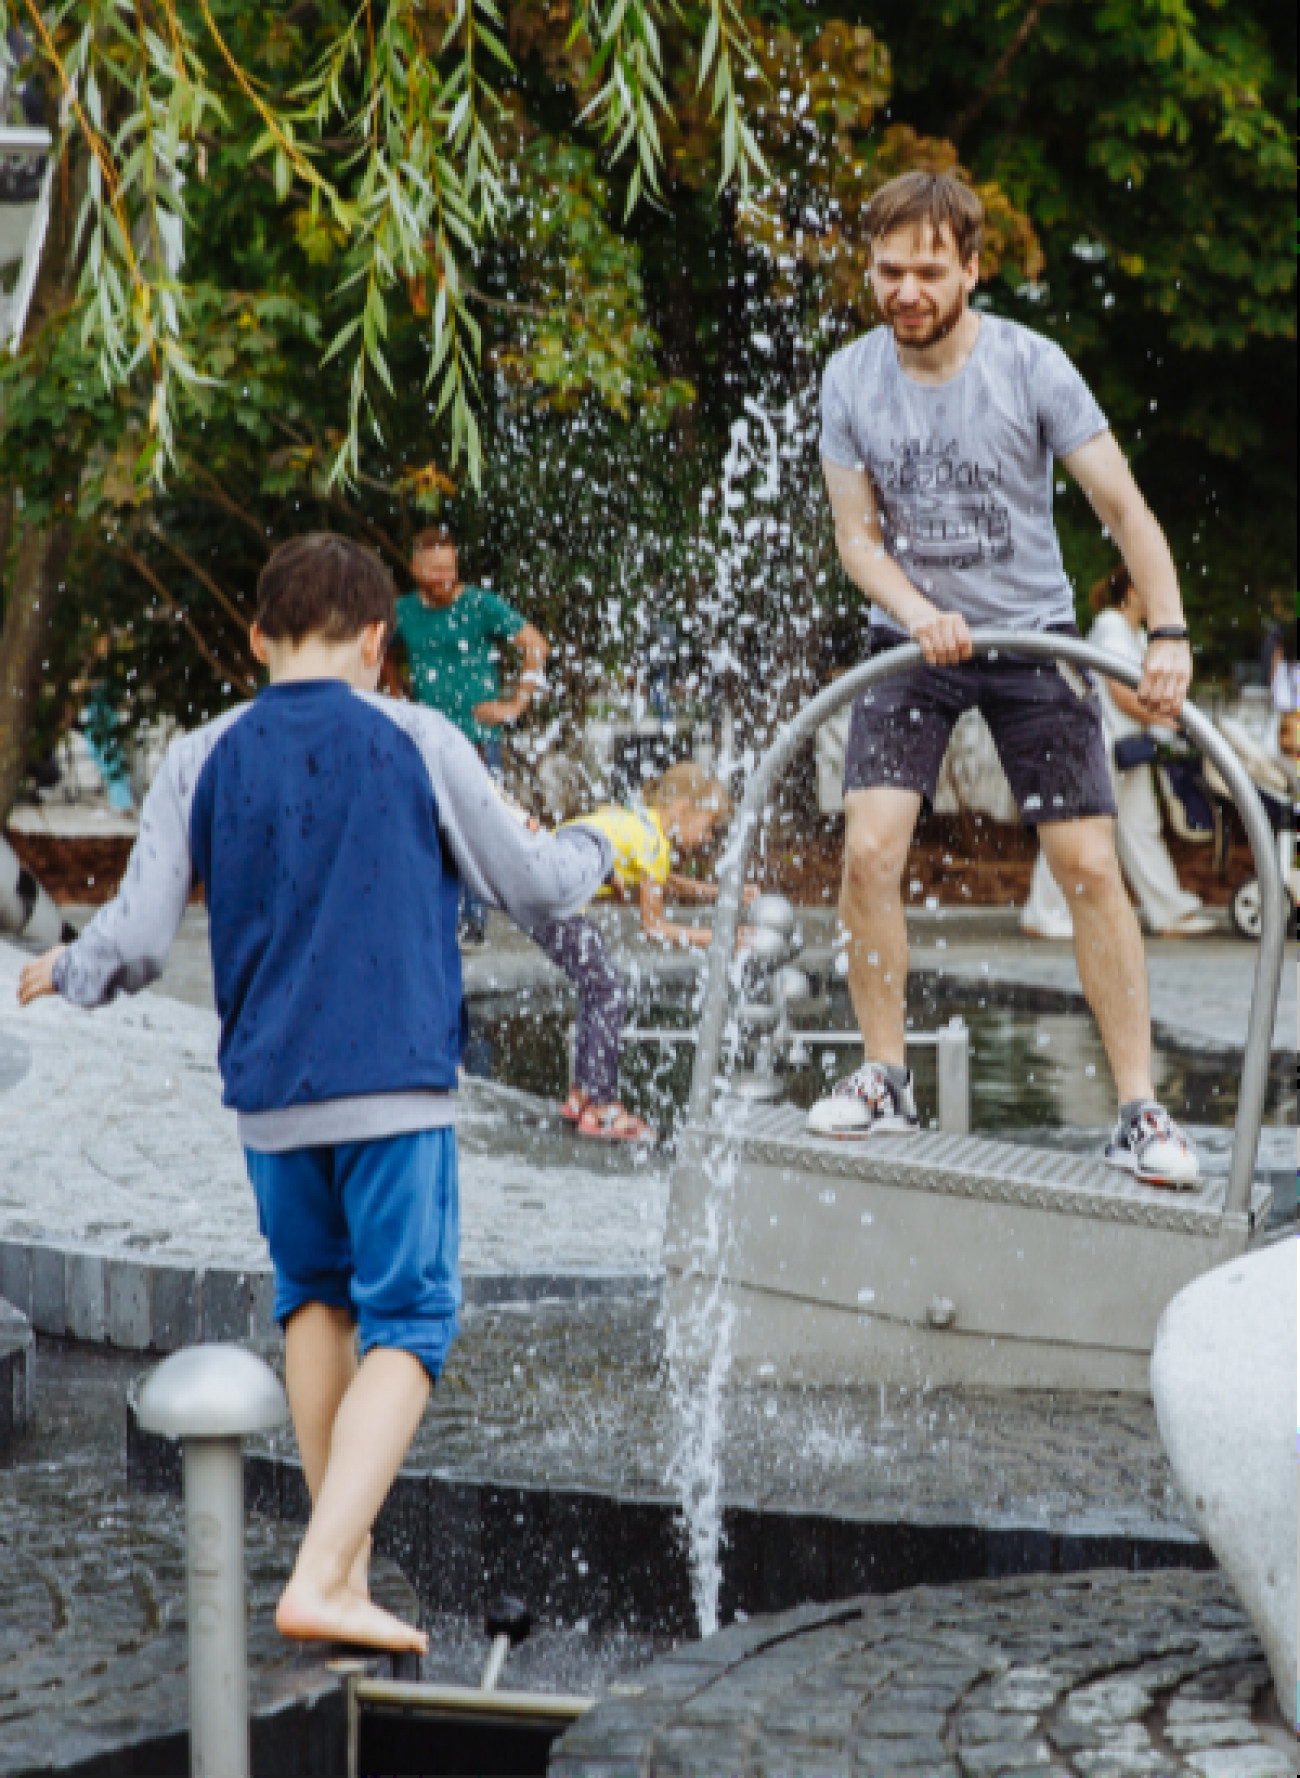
[1151,1237,1296,1715]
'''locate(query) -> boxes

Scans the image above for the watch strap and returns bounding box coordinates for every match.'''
[1147,625,1190,644]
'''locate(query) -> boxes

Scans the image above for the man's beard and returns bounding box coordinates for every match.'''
[887,286,966,349]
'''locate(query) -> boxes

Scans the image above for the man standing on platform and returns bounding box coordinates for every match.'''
[391,528,550,948]
[809,170,1200,1188]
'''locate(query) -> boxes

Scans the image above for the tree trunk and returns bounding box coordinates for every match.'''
[0,138,86,827]
[0,523,73,818]
[0,486,14,583]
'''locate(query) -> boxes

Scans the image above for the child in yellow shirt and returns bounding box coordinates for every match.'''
[540,762,752,1142]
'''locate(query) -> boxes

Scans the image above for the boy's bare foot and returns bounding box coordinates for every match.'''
[276,1579,428,1653]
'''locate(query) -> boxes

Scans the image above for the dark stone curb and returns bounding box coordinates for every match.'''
[126,1397,1214,1641]
[0,1236,656,1353]
[0,1293,32,1453]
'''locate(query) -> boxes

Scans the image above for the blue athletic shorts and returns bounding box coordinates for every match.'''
[244,1129,460,1380]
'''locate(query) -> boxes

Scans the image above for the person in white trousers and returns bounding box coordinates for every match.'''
[1022,566,1214,940]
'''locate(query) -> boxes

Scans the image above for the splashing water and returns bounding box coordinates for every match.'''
[663,1112,742,1637]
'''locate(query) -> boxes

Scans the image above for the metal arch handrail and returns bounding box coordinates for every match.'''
[686,630,1286,1221]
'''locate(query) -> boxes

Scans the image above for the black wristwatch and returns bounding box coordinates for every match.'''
[1147,625,1190,645]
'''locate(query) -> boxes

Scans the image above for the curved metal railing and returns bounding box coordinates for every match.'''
[686,630,1287,1221]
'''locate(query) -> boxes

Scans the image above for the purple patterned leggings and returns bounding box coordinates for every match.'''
[531,916,629,1103]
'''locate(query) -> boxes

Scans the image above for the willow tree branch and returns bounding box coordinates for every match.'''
[950,0,1052,147]
[110,543,257,692]
[143,522,251,633]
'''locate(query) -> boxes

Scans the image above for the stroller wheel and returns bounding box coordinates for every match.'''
[1230,876,1297,940]
[1230,878,1263,940]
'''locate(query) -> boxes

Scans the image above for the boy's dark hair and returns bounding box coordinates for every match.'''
[412,525,456,554]
[1089,563,1132,615]
[255,533,396,645]
[864,172,984,265]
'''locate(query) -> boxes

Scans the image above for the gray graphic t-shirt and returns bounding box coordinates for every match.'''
[820,315,1107,632]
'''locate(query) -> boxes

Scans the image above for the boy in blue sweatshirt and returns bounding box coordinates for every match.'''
[17,534,611,1654]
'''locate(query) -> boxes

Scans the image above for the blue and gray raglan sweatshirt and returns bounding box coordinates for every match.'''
[53,681,611,1152]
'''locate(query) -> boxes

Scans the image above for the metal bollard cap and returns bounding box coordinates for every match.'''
[743,926,790,967]
[750,893,796,937]
[136,1343,289,1440]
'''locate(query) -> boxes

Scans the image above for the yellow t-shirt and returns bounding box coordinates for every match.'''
[564,806,671,898]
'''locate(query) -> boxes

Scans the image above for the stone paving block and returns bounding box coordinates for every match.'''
[958,1740,1058,1776]
[986,1526,1055,1579]
[718,1502,764,1624]
[250,1268,276,1337]
[545,1486,621,1628]
[853,1738,954,1774]
[106,1259,152,1350]
[1184,1749,1297,1778]
[279,1455,312,1526]
[246,1450,281,1521]
[373,1472,433,1609]
[424,1476,484,1614]
[482,1480,551,1606]
[66,1251,107,1342]
[29,1243,66,1336]
[1131,1532,1214,1572]
[1057,1533,1133,1574]
[0,1240,32,1320]
[760,1508,832,1613]
[203,1267,253,1341]
[149,1264,198,1351]
[614,1495,694,1637]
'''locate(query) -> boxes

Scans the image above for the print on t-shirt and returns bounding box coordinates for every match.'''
[881,437,1014,572]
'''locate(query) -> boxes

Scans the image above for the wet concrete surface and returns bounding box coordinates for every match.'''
[127,1299,1212,1650]
[402,1297,1194,1540]
[551,1571,1296,1777]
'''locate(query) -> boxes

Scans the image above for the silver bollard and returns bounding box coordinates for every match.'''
[136,1345,289,1778]
[935,1018,971,1135]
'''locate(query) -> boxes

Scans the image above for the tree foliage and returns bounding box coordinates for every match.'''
[0,0,1291,815]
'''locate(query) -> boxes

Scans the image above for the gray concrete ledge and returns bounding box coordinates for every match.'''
[0,1235,658,1352]
[0,1294,31,1453]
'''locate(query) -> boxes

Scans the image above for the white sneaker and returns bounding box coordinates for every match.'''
[1154,912,1217,939]
[807,1061,919,1139]
[1104,1103,1200,1189]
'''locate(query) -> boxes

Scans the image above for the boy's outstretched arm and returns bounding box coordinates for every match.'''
[380,704,613,928]
[17,738,199,1011]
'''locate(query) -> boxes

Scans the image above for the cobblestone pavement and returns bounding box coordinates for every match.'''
[550,1572,1295,1778]
[0,1339,414,1778]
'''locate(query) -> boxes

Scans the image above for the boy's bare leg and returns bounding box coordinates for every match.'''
[1038,816,1155,1104]
[283,1304,371,1599]
[839,787,924,1067]
[276,1346,431,1651]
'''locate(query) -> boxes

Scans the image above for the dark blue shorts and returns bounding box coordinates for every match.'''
[843,625,1117,825]
[244,1129,460,1380]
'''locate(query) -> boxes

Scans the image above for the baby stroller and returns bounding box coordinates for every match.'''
[1197,716,1297,941]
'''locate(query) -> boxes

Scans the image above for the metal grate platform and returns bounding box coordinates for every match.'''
[689,1106,1272,1234]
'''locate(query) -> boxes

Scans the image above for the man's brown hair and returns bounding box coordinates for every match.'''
[255,533,396,645]
[412,525,456,554]
[864,171,984,264]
